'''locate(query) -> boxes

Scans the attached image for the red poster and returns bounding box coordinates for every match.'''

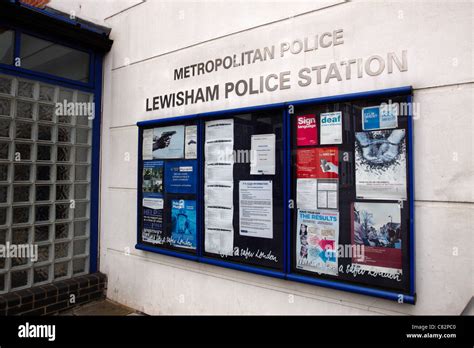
[296,147,339,178]
[296,114,317,146]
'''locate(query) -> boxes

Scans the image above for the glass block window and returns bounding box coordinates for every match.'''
[0,74,93,293]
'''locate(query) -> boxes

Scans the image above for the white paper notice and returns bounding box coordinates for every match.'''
[205,119,234,141]
[320,111,343,145]
[184,125,197,159]
[250,134,275,175]
[205,140,233,163]
[317,191,328,208]
[205,205,233,230]
[205,227,233,256]
[297,179,317,210]
[205,163,233,182]
[239,180,273,239]
[205,182,233,208]
[327,191,338,209]
[317,179,338,210]
[142,129,153,160]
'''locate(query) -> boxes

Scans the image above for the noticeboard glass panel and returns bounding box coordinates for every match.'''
[290,95,412,294]
[202,110,284,271]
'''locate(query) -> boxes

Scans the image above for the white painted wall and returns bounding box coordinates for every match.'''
[52,0,474,314]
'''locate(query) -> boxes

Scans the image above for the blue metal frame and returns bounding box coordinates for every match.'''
[0,20,105,276]
[136,86,416,304]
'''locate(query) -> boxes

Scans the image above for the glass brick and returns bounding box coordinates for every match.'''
[55,223,69,240]
[13,185,30,203]
[17,81,35,99]
[56,165,71,181]
[0,207,6,225]
[0,185,7,203]
[54,261,68,278]
[12,206,30,224]
[15,121,33,140]
[75,146,89,163]
[14,164,30,181]
[0,164,9,181]
[38,104,54,122]
[74,184,88,200]
[73,239,87,256]
[0,118,10,137]
[11,269,28,289]
[36,165,51,181]
[34,266,49,283]
[0,142,9,159]
[37,245,50,263]
[56,184,70,200]
[12,227,29,244]
[37,124,53,141]
[0,228,6,244]
[57,126,72,143]
[35,185,51,201]
[34,225,50,242]
[55,203,70,220]
[0,273,4,291]
[12,256,28,267]
[73,258,86,274]
[75,165,89,181]
[75,128,90,144]
[0,77,12,95]
[14,143,32,161]
[39,85,55,102]
[75,202,88,219]
[37,145,51,161]
[54,242,69,259]
[16,100,34,119]
[74,220,88,237]
[35,205,50,222]
[57,146,71,162]
[0,98,11,116]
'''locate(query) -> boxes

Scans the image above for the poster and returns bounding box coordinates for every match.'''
[296,147,339,179]
[239,180,273,239]
[362,104,398,131]
[142,129,153,160]
[171,199,197,249]
[352,202,402,275]
[320,111,342,145]
[250,134,275,175]
[142,160,164,198]
[164,160,197,194]
[142,198,164,245]
[296,114,317,146]
[205,118,234,141]
[296,178,317,210]
[153,125,185,159]
[185,125,197,159]
[355,129,407,200]
[205,182,233,208]
[205,227,233,256]
[296,210,339,276]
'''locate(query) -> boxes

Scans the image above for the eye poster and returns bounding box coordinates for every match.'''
[355,129,407,200]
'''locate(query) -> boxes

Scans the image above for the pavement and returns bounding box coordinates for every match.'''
[59,299,143,316]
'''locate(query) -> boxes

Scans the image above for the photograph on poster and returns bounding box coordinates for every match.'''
[355,129,406,200]
[352,202,402,275]
[153,125,185,159]
[296,114,317,146]
[185,125,198,159]
[164,160,197,194]
[320,111,342,145]
[296,147,339,179]
[296,210,339,276]
[143,160,164,197]
[171,199,197,249]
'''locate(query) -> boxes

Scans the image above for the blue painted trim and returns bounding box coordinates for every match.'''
[288,86,412,106]
[137,114,198,127]
[88,52,104,273]
[287,274,415,304]
[282,107,291,274]
[196,120,204,257]
[136,127,143,251]
[198,102,286,119]
[407,95,416,298]
[200,257,286,279]
[136,244,199,262]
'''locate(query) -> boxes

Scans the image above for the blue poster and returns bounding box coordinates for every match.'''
[153,125,185,159]
[171,199,197,249]
[143,160,164,198]
[142,198,164,245]
[362,105,398,130]
[164,160,197,194]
